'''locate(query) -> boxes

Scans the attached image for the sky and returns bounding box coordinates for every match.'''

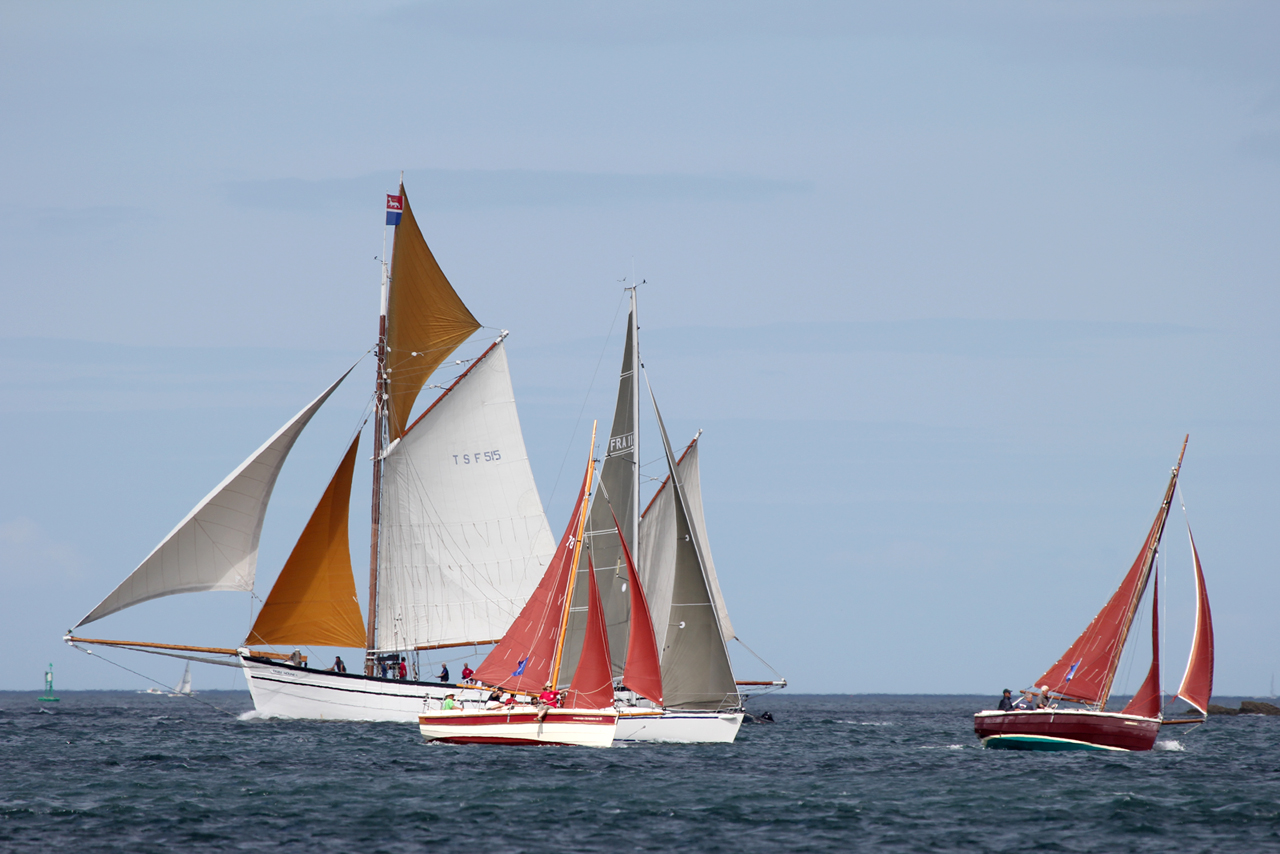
[1,1,1277,697]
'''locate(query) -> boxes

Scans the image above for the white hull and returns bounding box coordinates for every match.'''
[613,708,743,743]
[240,656,485,721]
[418,707,618,747]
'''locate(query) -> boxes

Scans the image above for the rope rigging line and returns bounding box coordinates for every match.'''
[543,289,627,515]
[66,641,242,719]
[733,636,784,681]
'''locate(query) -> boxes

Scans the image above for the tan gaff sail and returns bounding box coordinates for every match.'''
[245,435,366,648]
[385,185,481,440]
[76,368,353,627]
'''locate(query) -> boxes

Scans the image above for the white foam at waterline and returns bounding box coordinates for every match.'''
[238,709,266,721]
[1154,739,1185,752]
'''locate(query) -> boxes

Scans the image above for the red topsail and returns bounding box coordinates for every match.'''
[1176,525,1214,714]
[1121,572,1162,718]
[564,556,616,709]
[609,503,663,705]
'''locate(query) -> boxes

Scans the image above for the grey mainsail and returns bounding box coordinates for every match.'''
[647,387,739,710]
[561,298,640,680]
[637,438,735,651]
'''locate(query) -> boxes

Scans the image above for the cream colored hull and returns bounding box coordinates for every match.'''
[418,707,618,747]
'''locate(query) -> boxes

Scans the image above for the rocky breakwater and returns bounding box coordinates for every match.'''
[1206,701,1280,716]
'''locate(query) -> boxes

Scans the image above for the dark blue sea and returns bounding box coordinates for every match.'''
[3,692,1277,852]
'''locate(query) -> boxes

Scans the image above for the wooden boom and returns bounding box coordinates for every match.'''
[67,636,305,663]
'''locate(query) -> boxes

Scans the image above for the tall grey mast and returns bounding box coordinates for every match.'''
[560,288,642,681]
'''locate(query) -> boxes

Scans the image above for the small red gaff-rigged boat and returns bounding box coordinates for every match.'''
[975,437,1215,752]
[418,430,619,747]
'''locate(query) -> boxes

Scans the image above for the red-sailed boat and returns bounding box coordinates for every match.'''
[975,437,1214,751]
[418,426,620,746]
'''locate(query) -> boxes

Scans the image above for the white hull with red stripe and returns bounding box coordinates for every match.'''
[418,707,618,746]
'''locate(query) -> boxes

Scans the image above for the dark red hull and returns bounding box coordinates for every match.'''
[974,709,1161,752]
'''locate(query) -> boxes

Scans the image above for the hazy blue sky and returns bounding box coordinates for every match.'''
[2,2,1277,697]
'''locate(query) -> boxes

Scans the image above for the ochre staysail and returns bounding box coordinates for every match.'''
[385,184,481,440]
[246,435,366,648]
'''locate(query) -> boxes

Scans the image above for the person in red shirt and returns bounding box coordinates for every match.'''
[460,663,474,682]
[537,684,560,708]
[397,658,407,680]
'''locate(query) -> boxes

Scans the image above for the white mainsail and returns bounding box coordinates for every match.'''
[77,368,352,627]
[375,338,555,652]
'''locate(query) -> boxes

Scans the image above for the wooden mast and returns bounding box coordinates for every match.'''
[1098,435,1188,709]
[364,191,395,675]
[550,421,598,689]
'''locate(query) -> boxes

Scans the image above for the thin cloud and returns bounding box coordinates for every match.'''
[223,168,812,212]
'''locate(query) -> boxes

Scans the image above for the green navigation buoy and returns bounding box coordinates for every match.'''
[38,662,59,702]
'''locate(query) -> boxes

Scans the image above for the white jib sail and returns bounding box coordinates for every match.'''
[376,339,554,651]
[77,368,352,627]
[173,663,192,695]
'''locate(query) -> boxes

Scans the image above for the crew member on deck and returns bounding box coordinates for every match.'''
[327,656,346,673]
[398,657,408,680]
[998,689,1014,711]
[438,662,450,683]
[461,662,474,682]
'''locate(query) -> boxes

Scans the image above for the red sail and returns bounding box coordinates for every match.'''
[1122,572,1161,718]
[1176,526,1214,714]
[472,462,591,694]
[609,503,663,705]
[1036,499,1168,705]
[564,555,616,709]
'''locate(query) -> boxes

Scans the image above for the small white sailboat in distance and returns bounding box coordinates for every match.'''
[171,662,193,696]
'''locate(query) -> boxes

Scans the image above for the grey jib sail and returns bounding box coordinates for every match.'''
[643,389,738,710]
[560,305,639,682]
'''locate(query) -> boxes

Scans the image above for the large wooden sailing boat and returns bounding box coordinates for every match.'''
[67,185,556,721]
[974,438,1215,751]
[554,289,784,743]
[418,431,620,747]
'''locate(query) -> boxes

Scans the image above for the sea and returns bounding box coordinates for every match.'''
[3,692,1277,853]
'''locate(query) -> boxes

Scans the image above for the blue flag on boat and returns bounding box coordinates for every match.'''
[1064,661,1081,683]
[512,658,528,677]
[386,194,403,226]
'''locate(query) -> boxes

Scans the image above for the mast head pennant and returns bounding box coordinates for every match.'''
[386,194,403,225]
